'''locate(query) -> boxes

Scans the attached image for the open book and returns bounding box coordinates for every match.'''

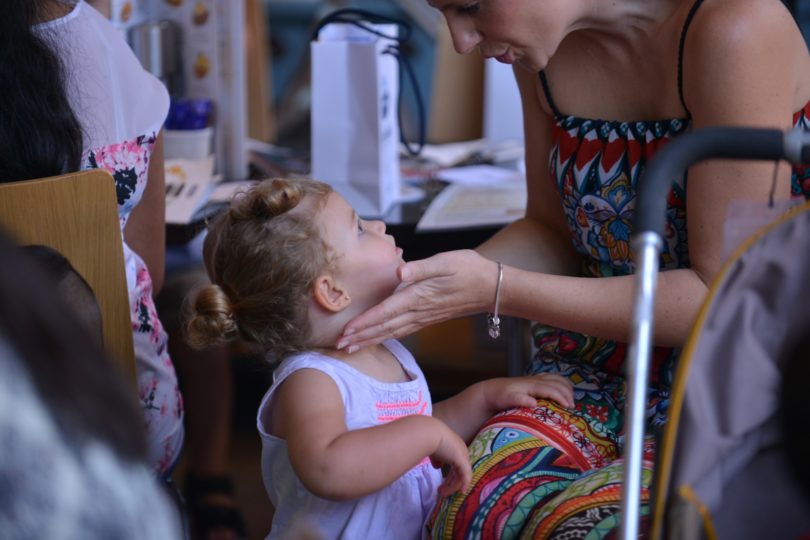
[164,156,219,225]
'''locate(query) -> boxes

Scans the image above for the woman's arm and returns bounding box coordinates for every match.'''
[679,0,806,284]
[271,369,471,500]
[125,130,166,295]
[433,373,574,443]
[475,66,580,276]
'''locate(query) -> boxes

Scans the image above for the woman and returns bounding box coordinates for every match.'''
[1,0,183,479]
[338,0,810,536]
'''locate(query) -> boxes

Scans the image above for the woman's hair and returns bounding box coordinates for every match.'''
[0,0,83,183]
[186,178,334,361]
[0,231,146,462]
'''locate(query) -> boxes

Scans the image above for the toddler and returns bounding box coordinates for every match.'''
[185,178,574,540]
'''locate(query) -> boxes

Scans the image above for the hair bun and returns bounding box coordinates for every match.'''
[184,284,239,350]
[229,178,304,222]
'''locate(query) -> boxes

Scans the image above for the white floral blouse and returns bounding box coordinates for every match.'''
[36,1,184,475]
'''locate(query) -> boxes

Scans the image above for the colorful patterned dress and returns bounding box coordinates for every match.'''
[428,58,810,540]
[37,1,184,477]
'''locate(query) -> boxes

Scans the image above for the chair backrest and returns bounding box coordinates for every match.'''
[0,170,135,380]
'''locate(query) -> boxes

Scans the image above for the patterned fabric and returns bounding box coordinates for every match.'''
[536,116,690,437]
[428,400,655,539]
[792,104,810,198]
[34,0,185,477]
[83,137,184,476]
[428,92,810,537]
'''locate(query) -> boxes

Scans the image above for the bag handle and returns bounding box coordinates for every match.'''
[311,8,425,157]
[311,8,412,42]
[382,45,425,157]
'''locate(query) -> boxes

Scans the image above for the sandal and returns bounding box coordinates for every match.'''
[184,474,247,540]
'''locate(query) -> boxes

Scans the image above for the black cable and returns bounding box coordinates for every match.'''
[311,8,425,157]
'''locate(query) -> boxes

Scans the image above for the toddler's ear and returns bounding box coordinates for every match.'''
[311,275,351,312]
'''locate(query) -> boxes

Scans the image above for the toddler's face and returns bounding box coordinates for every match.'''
[317,191,404,310]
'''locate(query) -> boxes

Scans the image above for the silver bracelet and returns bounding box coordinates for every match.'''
[487,262,504,339]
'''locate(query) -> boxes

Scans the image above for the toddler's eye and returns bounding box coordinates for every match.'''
[357,220,365,233]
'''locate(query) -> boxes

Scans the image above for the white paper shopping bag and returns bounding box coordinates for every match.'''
[310,19,401,218]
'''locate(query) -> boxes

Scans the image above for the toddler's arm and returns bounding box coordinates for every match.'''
[271,368,471,500]
[433,373,574,443]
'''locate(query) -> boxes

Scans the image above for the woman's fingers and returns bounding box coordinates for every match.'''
[339,289,422,346]
[532,383,574,409]
[337,317,423,352]
[496,374,575,409]
[398,250,463,281]
[530,375,575,408]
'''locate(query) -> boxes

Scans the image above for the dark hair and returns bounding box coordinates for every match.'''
[0,0,83,183]
[21,244,104,346]
[0,231,146,462]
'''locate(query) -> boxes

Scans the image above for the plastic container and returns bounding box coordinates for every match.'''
[164,127,214,161]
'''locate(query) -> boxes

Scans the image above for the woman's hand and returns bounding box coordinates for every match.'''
[481,373,575,411]
[431,422,472,497]
[338,250,499,352]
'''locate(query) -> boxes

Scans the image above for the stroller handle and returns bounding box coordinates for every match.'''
[621,125,808,540]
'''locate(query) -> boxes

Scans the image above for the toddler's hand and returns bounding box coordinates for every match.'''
[430,423,472,497]
[483,373,575,411]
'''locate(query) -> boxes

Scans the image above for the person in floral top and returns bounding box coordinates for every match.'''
[4,0,184,480]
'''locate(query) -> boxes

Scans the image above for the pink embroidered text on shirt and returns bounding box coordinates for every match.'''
[375,390,428,422]
[375,390,432,469]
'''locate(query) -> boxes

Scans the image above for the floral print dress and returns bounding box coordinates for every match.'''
[83,137,184,476]
[38,1,184,477]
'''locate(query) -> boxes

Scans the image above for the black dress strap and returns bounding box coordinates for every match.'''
[677,0,706,118]
[538,70,563,118]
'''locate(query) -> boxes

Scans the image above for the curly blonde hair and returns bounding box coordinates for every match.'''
[185,178,334,360]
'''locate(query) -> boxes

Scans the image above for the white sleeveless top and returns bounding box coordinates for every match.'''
[257,340,443,540]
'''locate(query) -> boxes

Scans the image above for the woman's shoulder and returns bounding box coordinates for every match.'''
[681,0,809,119]
[47,1,170,146]
[698,1,797,39]
[683,0,803,69]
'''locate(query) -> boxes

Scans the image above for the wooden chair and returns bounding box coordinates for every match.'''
[0,170,135,380]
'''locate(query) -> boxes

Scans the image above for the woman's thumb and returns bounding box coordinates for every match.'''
[398,262,418,282]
